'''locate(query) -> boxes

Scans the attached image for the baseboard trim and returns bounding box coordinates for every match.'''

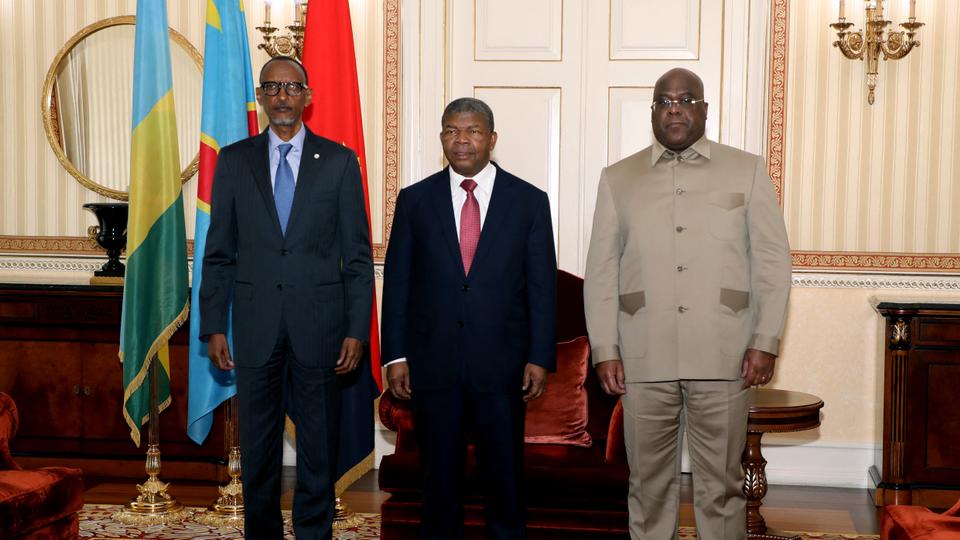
[753,440,877,489]
[373,429,878,490]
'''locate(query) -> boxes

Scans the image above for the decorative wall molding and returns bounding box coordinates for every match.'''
[0,256,106,274]
[0,236,99,254]
[766,0,788,201]
[793,252,960,273]
[379,0,401,261]
[0,236,195,257]
[792,272,960,290]
[0,254,376,281]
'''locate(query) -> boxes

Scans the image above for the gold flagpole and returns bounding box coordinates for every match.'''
[113,355,189,525]
[197,395,245,526]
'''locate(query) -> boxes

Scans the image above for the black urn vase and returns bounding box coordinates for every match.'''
[83,202,128,278]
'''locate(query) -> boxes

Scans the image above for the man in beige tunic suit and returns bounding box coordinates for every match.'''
[584,68,791,540]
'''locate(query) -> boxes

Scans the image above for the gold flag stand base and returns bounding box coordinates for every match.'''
[195,446,245,528]
[194,498,244,528]
[113,445,190,526]
[333,497,364,529]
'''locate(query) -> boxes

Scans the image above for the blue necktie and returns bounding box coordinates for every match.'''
[274,143,295,235]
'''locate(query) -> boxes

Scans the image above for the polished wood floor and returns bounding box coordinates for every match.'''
[84,470,880,535]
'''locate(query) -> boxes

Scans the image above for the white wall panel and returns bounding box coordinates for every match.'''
[607,86,654,164]
[474,86,561,240]
[475,0,562,61]
[610,0,700,60]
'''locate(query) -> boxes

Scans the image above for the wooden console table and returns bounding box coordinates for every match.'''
[743,389,824,540]
[0,282,227,481]
[872,302,960,508]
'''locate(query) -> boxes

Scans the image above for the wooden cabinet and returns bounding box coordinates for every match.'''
[872,302,960,508]
[0,283,227,481]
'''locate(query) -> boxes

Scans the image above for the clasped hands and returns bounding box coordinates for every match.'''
[596,348,777,395]
[387,362,548,403]
[207,333,364,375]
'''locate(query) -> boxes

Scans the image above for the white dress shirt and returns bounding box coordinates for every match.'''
[449,161,496,239]
[267,124,306,190]
[386,161,498,366]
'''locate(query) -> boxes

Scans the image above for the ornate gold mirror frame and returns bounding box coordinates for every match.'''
[40,15,203,201]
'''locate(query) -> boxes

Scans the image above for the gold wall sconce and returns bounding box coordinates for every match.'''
[256,0,307,60]
[830,0,923,105]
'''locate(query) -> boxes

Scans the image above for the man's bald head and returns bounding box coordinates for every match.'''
[653,68,704,99]
[651,68,708,151]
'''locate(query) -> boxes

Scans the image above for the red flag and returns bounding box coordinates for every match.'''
[302,0,382,490]
[302,0,382,392]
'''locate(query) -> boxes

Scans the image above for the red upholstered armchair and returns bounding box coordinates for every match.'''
[378,271,630,539]
[882,500,960,539]
[0,392,84,539]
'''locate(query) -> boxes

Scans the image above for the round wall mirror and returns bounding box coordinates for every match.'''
[41,16,203,201]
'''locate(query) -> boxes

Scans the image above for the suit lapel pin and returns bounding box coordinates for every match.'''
[314,153,320,159]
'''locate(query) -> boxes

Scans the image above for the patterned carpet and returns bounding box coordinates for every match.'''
[80,504,878,539]
[79,504,379,539]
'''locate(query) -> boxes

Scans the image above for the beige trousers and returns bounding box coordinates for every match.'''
[622,380,751,540]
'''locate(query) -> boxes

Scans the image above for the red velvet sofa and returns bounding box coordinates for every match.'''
[0,392,84,539]
[377,271,630,539]
[882,499,960,539]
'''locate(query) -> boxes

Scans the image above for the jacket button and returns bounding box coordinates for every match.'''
[677,265,687,272]
[457,320,464,328]
[676,226,685,233]
[462,285,470,292]
[281,249,289,256]
[678,306,688,313]
[676,188,686,195]
[277,284,283,290]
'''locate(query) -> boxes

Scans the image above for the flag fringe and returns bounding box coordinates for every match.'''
[335,451,375,496]
[121,300,189,447]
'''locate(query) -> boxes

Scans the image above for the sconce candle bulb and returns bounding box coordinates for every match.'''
[830,0,923,104]
[257,0,306,60]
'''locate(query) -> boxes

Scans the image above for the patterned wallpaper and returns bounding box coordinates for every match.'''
[780,0,960,257]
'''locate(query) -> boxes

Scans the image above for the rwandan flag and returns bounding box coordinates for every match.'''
[186,0,258,445]
[120,0,190,447]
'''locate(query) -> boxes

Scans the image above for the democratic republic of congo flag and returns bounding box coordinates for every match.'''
[302,0,383,493]
[186,0,259,445]
[120,0,190,447]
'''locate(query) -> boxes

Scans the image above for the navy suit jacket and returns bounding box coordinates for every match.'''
[381,164,557,393]
[199,127,374,368]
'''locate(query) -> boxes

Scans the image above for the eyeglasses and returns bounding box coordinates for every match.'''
[651,97,705,111]
[260,81,307,97]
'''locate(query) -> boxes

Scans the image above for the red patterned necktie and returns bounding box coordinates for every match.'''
[459,178,480,274]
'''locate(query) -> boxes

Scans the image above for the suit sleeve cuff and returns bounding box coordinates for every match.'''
[385,358,407,366]
[749,334,781,356]
[591,344,621,366]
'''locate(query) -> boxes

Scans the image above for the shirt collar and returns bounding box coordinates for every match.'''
[651,135,711,165]
[449,161,497,193]
[267,124,306,155]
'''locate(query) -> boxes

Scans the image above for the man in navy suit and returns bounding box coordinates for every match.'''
[200,56,373,540]
[382,97,557,539]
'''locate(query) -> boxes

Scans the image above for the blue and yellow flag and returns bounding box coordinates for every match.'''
[120,0,190,447]
[186,0,258,445]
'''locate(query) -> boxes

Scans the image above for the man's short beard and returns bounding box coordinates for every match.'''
[270,115,299,127]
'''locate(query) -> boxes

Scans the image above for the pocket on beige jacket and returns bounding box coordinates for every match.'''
[619,290,646,315]
[618,290,648,359]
